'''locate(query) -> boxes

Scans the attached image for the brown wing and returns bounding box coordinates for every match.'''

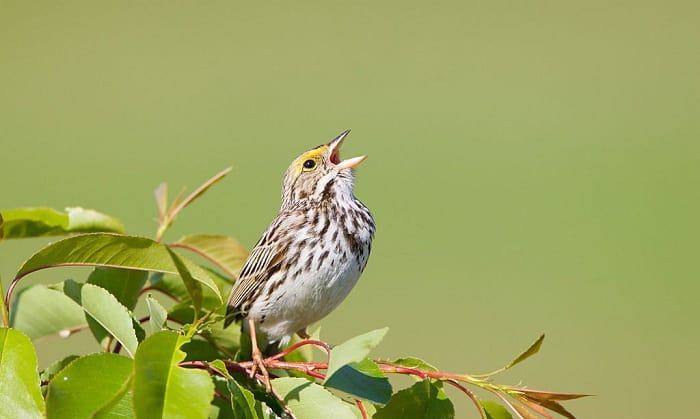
[224,217,286,325]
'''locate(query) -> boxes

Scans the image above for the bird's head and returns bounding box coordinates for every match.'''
[281,130,366,207]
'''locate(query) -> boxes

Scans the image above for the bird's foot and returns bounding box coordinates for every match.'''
[247,318,272,392]
[249,344,272,392]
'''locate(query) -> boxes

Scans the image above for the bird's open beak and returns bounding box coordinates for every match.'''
[327,129,367,170]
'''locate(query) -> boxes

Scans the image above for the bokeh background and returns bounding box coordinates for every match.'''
[2,1,699,417]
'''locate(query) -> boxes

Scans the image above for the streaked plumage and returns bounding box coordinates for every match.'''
[225,130,375,349]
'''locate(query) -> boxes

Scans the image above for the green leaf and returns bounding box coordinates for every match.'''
[324,327,388,383]
[14,233,222,302]
[271,377,356,419]
[374,379,455,419]
[209,371,273,419]
[390,357,439,372]
[167,301,195,325]
[87,267,148,311]
[65,207,126,234]
[166,248,203,315]
[93,389,135,419]
[172,234,248,279]
[10,283,85,340]
[0,328,44,418]
[505,334,545,371]
[149,267,231,309]
[181,339,221,361]
[207,359,230,377]
[40,355,80,383]
[146,295,168,333]
[45,353,134,419]
[480,401,513,419]
[0,207,124,239]
[199,320,241,358]
[133,331,214,419]
[210,375,235,419]
[60,280,139,357]
[477,334,547,380]
[228,375,259,419]
[149,272,189,300]
[0,207,68,239]
[324,358,392,404]
[133,317,147,343]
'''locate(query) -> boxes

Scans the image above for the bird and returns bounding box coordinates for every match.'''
[225,129,375,389]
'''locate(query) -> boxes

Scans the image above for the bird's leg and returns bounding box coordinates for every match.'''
[248,318,271,392]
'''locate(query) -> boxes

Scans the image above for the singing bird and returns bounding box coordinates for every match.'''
[225,130,375,387]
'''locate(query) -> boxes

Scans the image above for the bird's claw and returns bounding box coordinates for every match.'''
[250,343,272,392]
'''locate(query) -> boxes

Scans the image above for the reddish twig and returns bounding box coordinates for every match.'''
[483,386,528,419]
[183,345,583,419]
[213,389,229,402]
[268,339,331,361]
[5,276,22,312]
[376,362,428,379]
[445,379,487,419]
[355,399,368,419]
[376,360,477,382]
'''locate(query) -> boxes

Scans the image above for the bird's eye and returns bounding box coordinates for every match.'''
[303,159,316,169]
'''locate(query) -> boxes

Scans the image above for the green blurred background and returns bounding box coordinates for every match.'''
[2,1,698,417]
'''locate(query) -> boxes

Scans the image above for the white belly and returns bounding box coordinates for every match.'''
[248,255,363,344]
[243,195,374,345]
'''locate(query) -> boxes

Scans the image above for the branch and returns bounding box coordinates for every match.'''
[208,352,587,419]
[155,167,232,242]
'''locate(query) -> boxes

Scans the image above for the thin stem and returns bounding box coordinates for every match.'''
[220,359,250,375]
[32,324,91,343]
[0,276,10,328]
[155,167,232,242]
[376,360,485,383]
[269,339,331,361]
[205,354,576,419]
[376,363,428,379]
[169,167,232,224]
[483,386,526,419]
[4,276,21,314]
[355,399,368,419]
[213,389,229,402]
[445,379,487,419]
[231,358,477,385]
[180,360,228,377]
[265,361,326,380]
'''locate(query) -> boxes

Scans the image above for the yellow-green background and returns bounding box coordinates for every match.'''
[2,2,698,418]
